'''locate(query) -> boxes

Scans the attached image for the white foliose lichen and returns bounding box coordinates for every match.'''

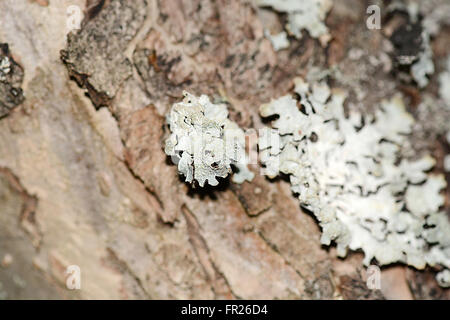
[445,131,450,173]
[388,1,435,88]
[259,77,450,285]
[165,91,254,187]
[255,0,332,46]
[439,57,450,173]
[436,269,450,288]
[439,55,450,109]
[0,56,11,82]
[390,0,450,36]
[264,30,290,52]
[410,31,434,88]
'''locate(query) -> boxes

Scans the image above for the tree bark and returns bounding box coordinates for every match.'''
[0,0,448,300]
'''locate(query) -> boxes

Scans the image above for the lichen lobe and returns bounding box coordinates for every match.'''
[165,91,254,187]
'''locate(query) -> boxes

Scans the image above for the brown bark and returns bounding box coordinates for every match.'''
[0,0,448,299]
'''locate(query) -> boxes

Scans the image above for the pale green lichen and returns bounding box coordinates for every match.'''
[264,30,290,51]
[0,56,11,82]
[388,1,436,88]
[165,91,254,187]
[445,131,450,172]
[390,0,450,36]
[255,0,332,46]
[436,269,450,288]
[439,56,450,109]
[439,57,450,172]
[259,77,450,285]
[410,31,434,88]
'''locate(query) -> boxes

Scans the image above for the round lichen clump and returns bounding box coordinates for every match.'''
[165,91,254,187]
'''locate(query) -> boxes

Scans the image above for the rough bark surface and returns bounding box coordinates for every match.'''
[0,0,448,299]
[0,43,25,118]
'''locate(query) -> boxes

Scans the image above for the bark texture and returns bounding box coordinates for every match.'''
[0,0,448,299]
